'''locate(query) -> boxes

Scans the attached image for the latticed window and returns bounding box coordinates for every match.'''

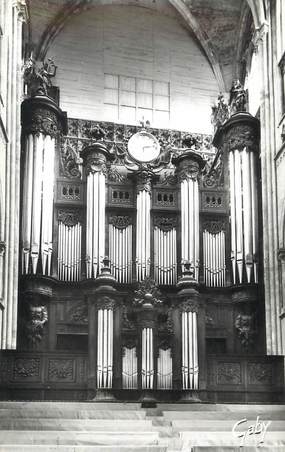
[104,74,170,126]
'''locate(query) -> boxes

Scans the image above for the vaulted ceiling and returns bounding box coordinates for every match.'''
[26,0,256,92]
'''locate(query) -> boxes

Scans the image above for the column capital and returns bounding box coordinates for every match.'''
[83,143,113,175]
[173,150,205,182]
[13,0,28,22]
[252,22,269,53]
[21,96,67,137]
[134,169,157,194]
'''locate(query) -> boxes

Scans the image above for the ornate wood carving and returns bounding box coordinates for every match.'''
[60,139,82,179]
[217,362,242,385]
[68,302,88,324]
[48,359,74,381]
[23,57,57,98]
[96,295,116,310]
[248,363,272,384]
[13,358,40,379]
[225,125,258,152]
[229,80,247,115]
[177,161,201,182]
[109,215,132,229]
[235,313,256,348]
[133,278,163,307]
[211,94,230,130]
[153,215,177,232]
[58,209,83,227]
[202,154,224,189]
[202,219,226,234]
[23,304,48,345]
[179,299,199,313]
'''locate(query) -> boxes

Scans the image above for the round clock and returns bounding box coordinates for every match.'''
[128,131,160,163]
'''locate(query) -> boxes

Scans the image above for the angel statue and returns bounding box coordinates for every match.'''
[23,56,57,97]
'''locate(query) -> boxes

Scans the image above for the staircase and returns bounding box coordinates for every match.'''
[0,402,284,451]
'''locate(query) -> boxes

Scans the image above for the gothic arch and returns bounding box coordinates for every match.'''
[34,0,226,92]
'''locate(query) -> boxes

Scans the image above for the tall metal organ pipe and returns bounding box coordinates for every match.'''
[97,307,114,389]
[21,96,66,276]
[228,135,259,284]
[136,172,152,281]
[83,144,111,279]
[175,152,204,279]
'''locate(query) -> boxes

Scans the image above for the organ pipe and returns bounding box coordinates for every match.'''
[58,221,82,281]
[203,229,226,287]
[154,227,177,285]
[175,152,204,280]
[97,308,113,389]
[141,327,154,389]
[136,179,151,282]
[122,347,138,389]
[21,133,55,276]
[109,223,132,283]
[182,311,198,390]
[157,348,172,389]
[229,147,259,284]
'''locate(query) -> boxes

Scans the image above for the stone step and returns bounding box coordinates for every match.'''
[0,408,146,419]
[171,419,285,431]
[163,410,285,420]
[158,404,285,412]
[180,431,285,447]
[0,419,153,431]
[0,402,141,410]
[0,447,167,452]
[192,448,285,452]
[0,431,160,446]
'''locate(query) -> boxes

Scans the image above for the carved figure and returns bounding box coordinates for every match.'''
[235,313,255,348]
[211,93,230,129]
[229,80,247,114]
[25,304,48,344]
[23,57,57,97]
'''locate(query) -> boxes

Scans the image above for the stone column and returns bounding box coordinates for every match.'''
[21,96,67,276]
[174,151,205,281]
[82,144,113,279]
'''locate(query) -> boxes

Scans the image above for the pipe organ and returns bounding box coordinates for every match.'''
[17,86,267,404]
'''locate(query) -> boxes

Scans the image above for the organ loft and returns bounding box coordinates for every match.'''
[0,57,280,404]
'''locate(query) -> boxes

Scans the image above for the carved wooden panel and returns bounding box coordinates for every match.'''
[13,358,41,381]
[56,180,84,204]
[108,186,134,207]
[200,191,227,213]
[48,359,75,382]
[216,362,242,385]
[153,188,177,209]
[248,363,273,385]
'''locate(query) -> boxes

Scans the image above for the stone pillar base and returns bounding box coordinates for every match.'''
[91,389,116,402]
[179,390,201,403]
[140,390,157,408]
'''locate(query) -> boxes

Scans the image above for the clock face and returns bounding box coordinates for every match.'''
[128,131,160,163]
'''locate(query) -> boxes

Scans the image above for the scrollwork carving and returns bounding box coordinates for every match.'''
[48,359,74,381]
[96,295,116,310]
[22,106,61,137]
[60,139,82,179]
[58,209,83,227]
[225,125,258,152]
[202,219,226,234]
[133,278,163,307]
[217,362,241,384]
[13,358,40,379]
[177,161,200,182]
[153,215,177,232]
[109,215,132,229]
[179,299,199,313]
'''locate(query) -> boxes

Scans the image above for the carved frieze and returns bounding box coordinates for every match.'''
[58,209,83,227]
[217,362,242,385]
[153,215,177,232]
[48,359,74,381]
[13,358,40,379]
[248,363,272,385]
[109,215,132,229]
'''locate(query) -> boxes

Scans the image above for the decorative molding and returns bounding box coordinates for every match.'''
[217,362,242,385]
[85,156,108,176]
[22,105,61,137]
[133,278,163,307]
[136,170,153,194]
[153,215,177,232]
[58,209,83,227]
[13,358,40,379]
[48,359,74,381]
[159,172,177,186]
[108,167,127,183]
[109,215,132,230]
